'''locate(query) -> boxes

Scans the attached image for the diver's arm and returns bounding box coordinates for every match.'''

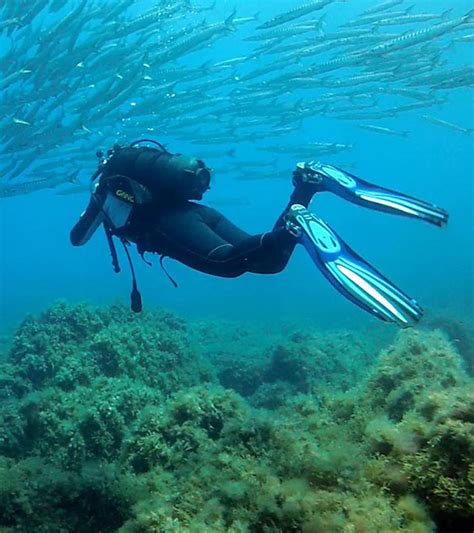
[70,195,104,246]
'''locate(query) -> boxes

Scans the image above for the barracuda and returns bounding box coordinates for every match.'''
[0,68,31,92]
[115,3,186,38]
[213,56,248,68]
[343,7,415,28]
[336,110,398,120]
[361,0,404,16]
[245,19,325,42]
[233,13,259,25]
[146,12,237,67]
[306,50,369,75]
[376,10,453,26]
[366,10,474,55]
[320,71,394,88]
[0,0,471,195]
[20,0,49,26]
[266,39,328,57]
[257,0,341,30]
[421,115,473,135]
[38,0,88,48]
[375,87,435,101]
[106,0,135,21]
[0,17,22,31]
[432,74,474,90]
[0,170,81,198]
[358,124,409,137]
[454,33,474,42]
[407,65,474,87]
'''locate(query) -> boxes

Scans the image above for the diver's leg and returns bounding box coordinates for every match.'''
[273,180,321,230]
[205,203,301,274]
[207,177,325,273]
[141,203,297,277]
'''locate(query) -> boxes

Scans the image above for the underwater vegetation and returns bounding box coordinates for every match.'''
[0,302,472,532]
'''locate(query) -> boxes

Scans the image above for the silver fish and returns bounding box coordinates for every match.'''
[257,0,341,30]
[12,117,32,126]
[453,33,474,42]
[376,9,453,26]
[359,124,409,137]
[367,10,474,56]
[421,115,473,135]
[320,71,394,88]
[343,7,414,27]
[375,87,435,101]
[0,68,31,92]
[0,170,81,198]
[0,17,22,32]
[361,0,405,16]
[408,65,474,87]
[245,19,325,42]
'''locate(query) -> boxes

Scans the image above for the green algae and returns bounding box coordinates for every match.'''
[0,302,472,532]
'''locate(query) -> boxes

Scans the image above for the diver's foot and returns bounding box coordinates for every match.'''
[284,204,306,237]
[292,161,325,192]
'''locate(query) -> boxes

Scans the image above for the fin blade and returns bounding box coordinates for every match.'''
[293,205,423,327]
[315,163,449,227]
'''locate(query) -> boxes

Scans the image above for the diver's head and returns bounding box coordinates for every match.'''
[184,157,211,200]
[167,154,211,200]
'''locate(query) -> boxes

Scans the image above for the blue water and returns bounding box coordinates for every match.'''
[0,0,473,332]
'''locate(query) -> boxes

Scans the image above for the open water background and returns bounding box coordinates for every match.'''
[0,0,472,332]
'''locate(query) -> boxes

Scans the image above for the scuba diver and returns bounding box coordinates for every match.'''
[70,139,448,327]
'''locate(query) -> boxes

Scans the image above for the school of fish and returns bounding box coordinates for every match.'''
[0,0,473,198]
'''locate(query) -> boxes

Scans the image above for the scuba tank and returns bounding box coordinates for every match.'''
[103,139,212,202]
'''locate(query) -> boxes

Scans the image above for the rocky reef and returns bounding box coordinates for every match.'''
[0,302,472,532]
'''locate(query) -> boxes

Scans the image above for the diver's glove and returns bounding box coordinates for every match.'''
[296,161,448,227]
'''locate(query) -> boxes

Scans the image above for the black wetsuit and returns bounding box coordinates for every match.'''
[127,185,315,278]
[71,146,316,278]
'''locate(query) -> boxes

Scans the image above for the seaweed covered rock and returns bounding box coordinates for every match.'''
[354,329,473,529]
[211,329,376,408]
[8,301,103,390]
[121,390,436,533]
[424,314,474,376]
[361,329,467,421]
[403,390,474,522]
[125,385,247,473]
[0,456,140,532]
[0,302,214,530]
[253,330,376,407]
[6,301,212,395]
[0,304,471,532]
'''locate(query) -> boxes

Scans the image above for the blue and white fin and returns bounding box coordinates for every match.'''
[301,162,449,227]
[289,204,423,327]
